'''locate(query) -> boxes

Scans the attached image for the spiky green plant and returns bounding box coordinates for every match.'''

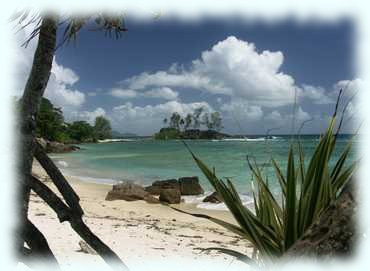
[180,115,356,263]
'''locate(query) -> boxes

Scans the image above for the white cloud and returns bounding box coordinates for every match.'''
[299,84,334,104]
[68,107,106,125]
[115,36,360,123]
[299,79,363,105]
[293,107,311,122]
[13,28,85,110]
[258,106,311,134]
[44,60,86,108]
[110,101,212,135]
[110,88,138,98]
[143,87,179,100]
[220,101,263,122]
[264,110,282,122]
[51,61,79,85]
[13,28,359,135]
[110,86,179,100]
[125,71,228,95]
[333,78,363,99]
[122,36,297,107]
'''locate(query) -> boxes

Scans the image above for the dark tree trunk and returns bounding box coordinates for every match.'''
[16,15,129,270]
[18,15,58,256]
[20,219,60,268]
[29,176,129,270]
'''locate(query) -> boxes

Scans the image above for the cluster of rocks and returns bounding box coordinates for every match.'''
[105,177,226,206]
[105,182,160,203]
[37,137,80,153]
[106,176,209,204]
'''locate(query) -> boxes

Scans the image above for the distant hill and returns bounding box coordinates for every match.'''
[111,130,138,138]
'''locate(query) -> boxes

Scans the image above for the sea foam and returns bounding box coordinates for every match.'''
[182,192,254,211]
[57,160,69,167]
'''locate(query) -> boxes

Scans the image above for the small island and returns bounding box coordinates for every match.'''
[154,107,229,140]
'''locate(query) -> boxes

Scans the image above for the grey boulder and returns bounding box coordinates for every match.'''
[159,188,181,204]
[105,181,158,203]
[179,176,204,195]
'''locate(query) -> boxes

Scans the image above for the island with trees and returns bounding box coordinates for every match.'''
[154,107,229,140]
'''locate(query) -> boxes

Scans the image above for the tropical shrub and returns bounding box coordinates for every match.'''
[183,116,356,263]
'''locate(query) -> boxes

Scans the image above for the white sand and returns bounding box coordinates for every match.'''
[29,161,253,268]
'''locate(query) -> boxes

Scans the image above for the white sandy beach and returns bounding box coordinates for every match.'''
[29,161,253,268]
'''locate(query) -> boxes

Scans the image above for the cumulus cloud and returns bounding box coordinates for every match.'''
[68,107,106,124]
[13,28,359,135]
[299,78,363,105]
[13,28,85,110]
[110,87,179,100]
[110,101,212,134]
[263,107,311,133]
[115,36,360,113]
[120,36,298,107]
[107,31,360,134]
[125,71,228,94]
[44,61,86,108]
[51,62,79,85]
[333,78,363,99]
[110,88,138,98]
[143,87,179,100]
[299,84,334,104]
[220,101,263,122]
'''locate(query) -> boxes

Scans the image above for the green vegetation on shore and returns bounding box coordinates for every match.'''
[154,107,226,140]
[35,97,112,143]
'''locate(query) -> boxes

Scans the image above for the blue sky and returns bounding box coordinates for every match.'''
[56,18,354,92]
[16,17,359,135]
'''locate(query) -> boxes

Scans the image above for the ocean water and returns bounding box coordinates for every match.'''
[50,135,356,210]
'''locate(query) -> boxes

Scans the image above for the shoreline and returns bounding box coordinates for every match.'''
[30,160,253,265]
[46,163,254,212]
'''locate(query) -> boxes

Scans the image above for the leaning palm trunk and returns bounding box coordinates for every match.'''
[16,13,129,270]
[18,14,57,256]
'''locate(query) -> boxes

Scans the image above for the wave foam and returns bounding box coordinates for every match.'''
[57,160,68,167]
[222,137,282,142]
[182,192,254,211]
[70,175,118,185]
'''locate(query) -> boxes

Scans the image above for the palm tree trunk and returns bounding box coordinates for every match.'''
[18,15,57,255]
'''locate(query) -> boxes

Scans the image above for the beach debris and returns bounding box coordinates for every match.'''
[177,234,203,239]
[179,176,204,195]
[159,188,181,204]
[78,240,98,255]
[203,192,223,203]
[34,212,46,216]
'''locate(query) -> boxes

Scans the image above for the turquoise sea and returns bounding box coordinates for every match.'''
[50,135,356,209]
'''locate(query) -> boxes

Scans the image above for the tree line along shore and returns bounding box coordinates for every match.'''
[31,97,231,152]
